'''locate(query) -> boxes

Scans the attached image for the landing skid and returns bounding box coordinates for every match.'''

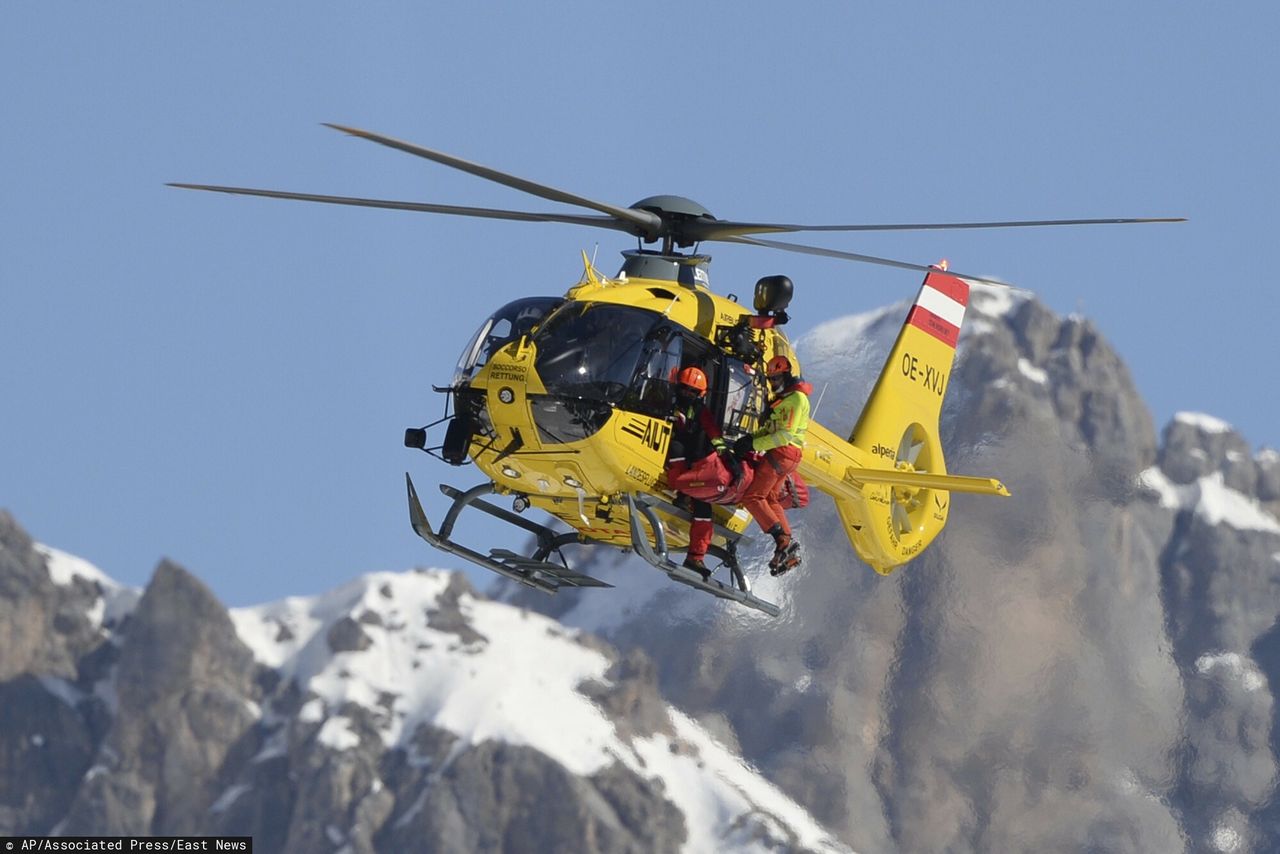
[406,476,609,593]
[405,474,781,617]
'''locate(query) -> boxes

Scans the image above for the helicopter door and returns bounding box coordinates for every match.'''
[624,325,723,416]
[718,357,765,438]
[626,326,685,418]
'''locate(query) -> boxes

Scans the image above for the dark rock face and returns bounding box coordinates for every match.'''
[0,512,129,834]
[579,648,674,742]
[60,559,261,836]
[424,573,489,646]
[0,675,95,833]
[327,616,374,654]
[1159,416,1255,487]
[381,743,685,854]
[0,512,100,682]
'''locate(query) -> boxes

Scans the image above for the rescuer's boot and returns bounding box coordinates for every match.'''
[766,524,792,573]
[682,555,712,582]
[770,540,801,576]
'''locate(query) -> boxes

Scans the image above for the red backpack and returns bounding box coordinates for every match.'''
[666,452,755,505]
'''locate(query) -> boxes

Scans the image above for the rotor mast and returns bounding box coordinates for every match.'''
[621,194,719,286]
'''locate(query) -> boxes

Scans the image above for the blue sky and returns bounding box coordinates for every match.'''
[3,3,1275,605]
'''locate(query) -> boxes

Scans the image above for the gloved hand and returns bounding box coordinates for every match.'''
[721,450,744,481]
[732,434,755,458]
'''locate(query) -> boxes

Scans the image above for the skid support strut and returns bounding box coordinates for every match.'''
[626,494,780,617]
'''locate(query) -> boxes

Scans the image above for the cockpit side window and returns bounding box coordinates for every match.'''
[452,296,563,386]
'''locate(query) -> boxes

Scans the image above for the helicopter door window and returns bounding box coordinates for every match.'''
[532,303,658,402]
[625,328,684,418]
[721,358,764,436]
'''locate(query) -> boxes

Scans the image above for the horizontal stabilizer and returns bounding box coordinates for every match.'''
[840,467,1010,497]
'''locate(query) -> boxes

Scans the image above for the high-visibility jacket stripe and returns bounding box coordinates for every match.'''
[753,389,810,451]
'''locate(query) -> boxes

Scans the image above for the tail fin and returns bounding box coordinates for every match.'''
[829,269,971,573]
[850,268,968,456]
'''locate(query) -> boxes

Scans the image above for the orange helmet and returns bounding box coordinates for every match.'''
[676,366,708,396]
[766,355,793,377]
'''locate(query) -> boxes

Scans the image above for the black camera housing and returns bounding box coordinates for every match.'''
[753,275,793,315]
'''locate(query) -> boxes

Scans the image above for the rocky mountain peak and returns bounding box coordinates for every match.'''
[954,289,1157,478]
[1157,412,1280,505]
[59,558,261,837]
[116,559,259,709]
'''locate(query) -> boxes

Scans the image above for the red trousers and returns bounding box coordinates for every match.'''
[742,445,803,536]
[688,511,713,561]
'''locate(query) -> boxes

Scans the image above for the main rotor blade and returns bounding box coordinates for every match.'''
[727,235,1026,289]
[166,184,633,231]
[323,123,663,238]
[692,215,1186,242]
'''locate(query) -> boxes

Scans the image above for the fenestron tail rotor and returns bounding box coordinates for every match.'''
[169,123,1186,283]
[891,423,931,536]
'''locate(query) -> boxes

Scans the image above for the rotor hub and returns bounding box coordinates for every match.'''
[629,195,717,249]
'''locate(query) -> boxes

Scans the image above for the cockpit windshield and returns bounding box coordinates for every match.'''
[452,296,563,387]
[532,302,663,404]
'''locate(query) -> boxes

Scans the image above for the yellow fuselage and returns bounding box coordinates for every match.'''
[458,266,1002,574]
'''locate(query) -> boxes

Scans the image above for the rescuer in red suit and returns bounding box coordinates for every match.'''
[665,366,743,581]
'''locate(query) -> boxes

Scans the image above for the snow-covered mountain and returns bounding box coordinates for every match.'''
[5,288,1280,853]
[0,519,847,853]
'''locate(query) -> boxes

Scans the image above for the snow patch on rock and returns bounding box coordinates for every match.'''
[35,544,141,632]
[1175,411,1234,435]
[1138,469,1280,534]
[1196,652,1267,692]
[967,282,1026,318]
[230,569,848,850]
[1017,358,1048,385]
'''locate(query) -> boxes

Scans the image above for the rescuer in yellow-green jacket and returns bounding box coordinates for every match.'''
[732,355,811,575]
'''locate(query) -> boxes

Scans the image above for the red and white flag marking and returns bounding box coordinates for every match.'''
[907,271,969,348]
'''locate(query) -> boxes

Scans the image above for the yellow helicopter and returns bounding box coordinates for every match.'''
[171,125,1183,617]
